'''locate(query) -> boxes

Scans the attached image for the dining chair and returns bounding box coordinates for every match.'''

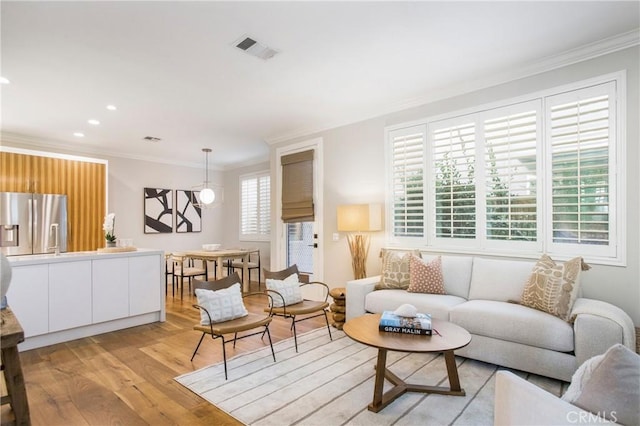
[172,253,208,298]
[263,264,332,352]
[227,249,261,289]
[165,252,175,296]
[191,273,276,379]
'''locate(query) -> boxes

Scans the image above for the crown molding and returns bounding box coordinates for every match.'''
[265,29,640,145]
[0,131,218,170]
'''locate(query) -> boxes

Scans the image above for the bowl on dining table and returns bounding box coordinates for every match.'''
[202,243,221,251]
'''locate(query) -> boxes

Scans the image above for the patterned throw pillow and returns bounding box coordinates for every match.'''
[195,283,248,325]
[521,254,585,321]
[375,250,421,290]
[407,255,446,294]
[266,273,303,307]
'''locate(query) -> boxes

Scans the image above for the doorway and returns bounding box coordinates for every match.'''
[275,138,323,282]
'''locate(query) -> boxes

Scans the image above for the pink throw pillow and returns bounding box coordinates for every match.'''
[408,255,446,294]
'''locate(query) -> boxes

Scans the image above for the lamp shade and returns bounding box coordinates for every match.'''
[337,204,382,232]
[200,187,215,204]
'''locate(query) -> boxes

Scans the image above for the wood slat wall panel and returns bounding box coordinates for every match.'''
[0,152,33,192]
[0,152,106,252]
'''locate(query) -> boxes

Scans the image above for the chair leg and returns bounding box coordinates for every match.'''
[232,332,238,348]
[190,333,206,361]
[221,336,228,380]
[323,310,333,341]
[265,325,276,362]
[292,317,299,353]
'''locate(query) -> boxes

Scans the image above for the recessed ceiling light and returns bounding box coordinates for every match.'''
[106,105,117,111]
[0,77,10,84]
[88,119,100,125]
[73,132,85,137]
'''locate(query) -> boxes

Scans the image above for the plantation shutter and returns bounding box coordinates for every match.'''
[548,84,613,248]
[258,175,270,235]
[390,126,425,238]
[281,150,314,223]
[240,172,270,240]
[484,108,538,242]
[432,121,476,239]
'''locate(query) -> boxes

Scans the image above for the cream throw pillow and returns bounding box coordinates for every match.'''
[521,254,584,321]
[375,250,421,290]
[195,283,248,325]
[562,344,640,426]
[266,272,303,307]
[407,255,446,294]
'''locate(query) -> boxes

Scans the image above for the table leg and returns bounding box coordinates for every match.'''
[372,348,387,408]
[217,259,225,283]
[1,346,31,425]
[242,253,249,293]
[444,350,462,392]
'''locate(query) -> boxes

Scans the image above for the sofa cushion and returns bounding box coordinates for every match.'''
[562,344,640,426]
[521,255,584,321]
[365,289,466,320]
[468,258,535,302]
[408,255,445,294]
[421,255,473,299]
[375,250,421,290]
[450,300,574,352]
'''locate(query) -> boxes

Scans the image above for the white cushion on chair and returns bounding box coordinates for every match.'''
[195,283,248,325]
[266,273,302,307]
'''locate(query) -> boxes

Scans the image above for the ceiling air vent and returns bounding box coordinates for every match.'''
[143,136,162,142]
[233,35,279,61]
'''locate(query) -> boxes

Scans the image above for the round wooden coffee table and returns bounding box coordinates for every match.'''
[343,314,471,413]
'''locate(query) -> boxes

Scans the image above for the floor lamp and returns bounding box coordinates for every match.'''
[337,204,382,279]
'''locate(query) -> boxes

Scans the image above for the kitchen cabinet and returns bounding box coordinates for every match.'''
[129,255,162,316]
[6,264,49,337]
[6,249,164,351]
[49,261,92,332]
[93,257,129,323]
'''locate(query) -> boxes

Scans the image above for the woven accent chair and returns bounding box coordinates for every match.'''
[191,273,276,380]
[263,265,332,353]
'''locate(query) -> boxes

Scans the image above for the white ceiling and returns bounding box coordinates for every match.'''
[1,1,638,170]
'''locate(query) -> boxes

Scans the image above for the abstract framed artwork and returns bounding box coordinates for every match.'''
[144,188,173,233]
[176,190,202,233]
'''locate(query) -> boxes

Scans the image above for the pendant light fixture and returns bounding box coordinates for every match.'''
[198,148,215,205]
[191,148,216,209]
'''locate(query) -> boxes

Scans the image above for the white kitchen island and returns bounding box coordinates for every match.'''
[5,249,165,351]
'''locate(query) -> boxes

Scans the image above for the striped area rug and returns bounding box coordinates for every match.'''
[175,328,566,426]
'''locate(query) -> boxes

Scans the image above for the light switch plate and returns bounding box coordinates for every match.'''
[332,233,339,241]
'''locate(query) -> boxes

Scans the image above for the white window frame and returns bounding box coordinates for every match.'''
[385,71,626,266]
[239,170,270,241]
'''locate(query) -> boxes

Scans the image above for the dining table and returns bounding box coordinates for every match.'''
[183,249,252,292]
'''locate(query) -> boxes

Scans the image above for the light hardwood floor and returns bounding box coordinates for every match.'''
[1,279,329,425]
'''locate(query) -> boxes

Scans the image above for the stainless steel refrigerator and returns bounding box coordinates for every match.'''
[0,192,68,256]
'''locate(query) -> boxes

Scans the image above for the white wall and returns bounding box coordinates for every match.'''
[107,155,225,253]
[272,46,640,325]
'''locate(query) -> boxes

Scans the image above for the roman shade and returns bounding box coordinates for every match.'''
[281,150,314,223]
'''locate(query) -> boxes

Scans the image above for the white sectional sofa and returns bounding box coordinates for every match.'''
[346,252,636,382]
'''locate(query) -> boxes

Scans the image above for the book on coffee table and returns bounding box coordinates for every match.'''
[378,311,433,335]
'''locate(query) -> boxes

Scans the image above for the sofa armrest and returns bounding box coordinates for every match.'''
[495,371,614,425]
[572,298,636,367]
[345,275,379,321]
